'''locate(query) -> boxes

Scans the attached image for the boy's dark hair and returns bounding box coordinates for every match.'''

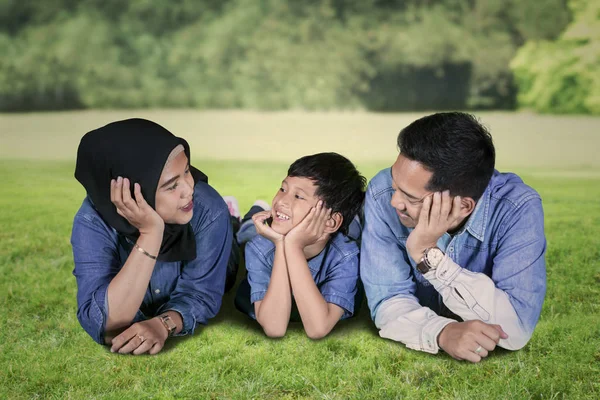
[288,152,366,235]
[397,112,495,201]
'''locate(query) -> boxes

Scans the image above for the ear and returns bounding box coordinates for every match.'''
[458,196,476,218]
[324,212,343,234]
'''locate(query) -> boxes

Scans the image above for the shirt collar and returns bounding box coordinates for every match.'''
[463,176,494,242]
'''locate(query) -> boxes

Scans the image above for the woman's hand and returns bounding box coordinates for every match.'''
[110,318,169,355]
[111,177,164,236]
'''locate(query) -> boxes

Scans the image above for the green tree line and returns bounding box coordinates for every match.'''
[1,0,589,113]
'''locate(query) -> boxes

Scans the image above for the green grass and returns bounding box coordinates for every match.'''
[1,111,599,399]
[1,160,599,399]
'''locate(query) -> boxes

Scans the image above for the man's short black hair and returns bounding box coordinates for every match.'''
[288,152,366,235]
[397,112,495,201]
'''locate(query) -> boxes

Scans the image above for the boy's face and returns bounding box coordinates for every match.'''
[270,176,320,235]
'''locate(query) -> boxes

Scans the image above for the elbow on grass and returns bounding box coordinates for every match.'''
[260,322,287,338]
[305,326,331,340]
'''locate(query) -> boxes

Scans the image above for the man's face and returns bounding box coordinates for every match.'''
[270,176,320,235]
[390,154,433,228]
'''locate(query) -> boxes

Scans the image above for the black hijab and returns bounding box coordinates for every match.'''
[75,118,208,262]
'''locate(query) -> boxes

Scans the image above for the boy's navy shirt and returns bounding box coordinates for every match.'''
[243,221,361,320]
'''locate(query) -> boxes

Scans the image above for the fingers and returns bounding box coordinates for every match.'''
[121,178,135,209]
[449,194,462,223]
[133,182,149,209]
[473,344,489,359]
[111,327,138,353]
[430,192,442,223]
[111,176,139,215]
[117,333,148,354]
[148,342,164,355]
[475,334,497,352]
[418,194,432,227]
[481,323,503,344]
[440,190,452,220]
[490,324,509,339]
[132,337,156,355]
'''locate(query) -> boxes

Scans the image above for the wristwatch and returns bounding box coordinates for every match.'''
[159,314,177,337]
[416,247,445,274]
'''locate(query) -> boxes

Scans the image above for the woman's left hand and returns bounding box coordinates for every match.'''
[110,318,169,355]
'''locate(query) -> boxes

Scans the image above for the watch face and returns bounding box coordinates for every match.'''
[426,248,445,268]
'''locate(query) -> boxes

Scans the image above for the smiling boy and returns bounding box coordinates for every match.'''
[234,153,366,339]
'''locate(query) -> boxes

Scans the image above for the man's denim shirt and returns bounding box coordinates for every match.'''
[71,181,232,344]
[245,227,360,320]
[361,168,547,346]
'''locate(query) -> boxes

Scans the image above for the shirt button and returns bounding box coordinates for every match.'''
[154,289,160,294]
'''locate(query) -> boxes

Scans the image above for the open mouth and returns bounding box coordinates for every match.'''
[274,210,291,221]
[181,200,193,212]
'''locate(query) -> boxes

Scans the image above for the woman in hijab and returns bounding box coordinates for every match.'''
[71,118,237,355]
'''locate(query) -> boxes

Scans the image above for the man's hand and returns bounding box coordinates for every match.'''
[438,320,509,363]
[253,210,284,244]
[406,191,462,263]
[110,318,169,355]
[111,177,164,236]
[285,201,332,249]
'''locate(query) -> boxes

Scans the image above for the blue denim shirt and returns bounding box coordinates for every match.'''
[71,181,232,344]
[245,229,360,320]
[361,168,547,337]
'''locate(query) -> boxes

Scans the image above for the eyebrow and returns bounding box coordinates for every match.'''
[390,168,420,200]
[159,163,190,189]
[282,179,312,196]
[159,175,180,189]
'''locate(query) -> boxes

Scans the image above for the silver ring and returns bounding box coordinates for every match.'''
[475,345,483,354]
[137,334,146,343]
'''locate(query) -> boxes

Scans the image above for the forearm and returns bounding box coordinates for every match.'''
[426,256,531,349]
[255,242,292,337]
[106,232,162,330]
[285,244,341,339]
[375,295,456,354]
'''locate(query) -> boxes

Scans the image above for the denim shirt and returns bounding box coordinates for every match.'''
[245,230,360,320]
[360,168,547,352]
[71,181,232,344]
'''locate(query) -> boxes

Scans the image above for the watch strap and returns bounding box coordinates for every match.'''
[159,314,176,337]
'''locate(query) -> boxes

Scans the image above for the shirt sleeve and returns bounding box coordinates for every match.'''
[244,239,274,305]
[318,251,360,319]
[360,185,455,353]
[156,207,232,336]
[71,212,121,344]
[424,196,547,350]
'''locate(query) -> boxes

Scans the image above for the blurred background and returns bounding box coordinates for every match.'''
[0,0,597,114]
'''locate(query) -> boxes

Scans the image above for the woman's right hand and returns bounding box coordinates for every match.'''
[111,177,164,236]
[252,210,284,244]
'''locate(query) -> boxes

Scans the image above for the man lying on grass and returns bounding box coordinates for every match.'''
[361,112,547,362]
[234,153,366,339]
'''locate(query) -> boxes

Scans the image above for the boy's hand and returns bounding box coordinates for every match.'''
[406,191,462,263]
[286,201,331,249]
[253,210,284,244]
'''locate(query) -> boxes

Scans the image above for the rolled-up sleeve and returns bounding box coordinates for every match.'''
[319,253,360,319]
[156,207,232,336]
[71,212,121,344]
[245,240,274,305]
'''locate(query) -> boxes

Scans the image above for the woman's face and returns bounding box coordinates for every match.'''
[154,151,195,224]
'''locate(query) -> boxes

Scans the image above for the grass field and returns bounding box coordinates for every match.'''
[1,111,599,399]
